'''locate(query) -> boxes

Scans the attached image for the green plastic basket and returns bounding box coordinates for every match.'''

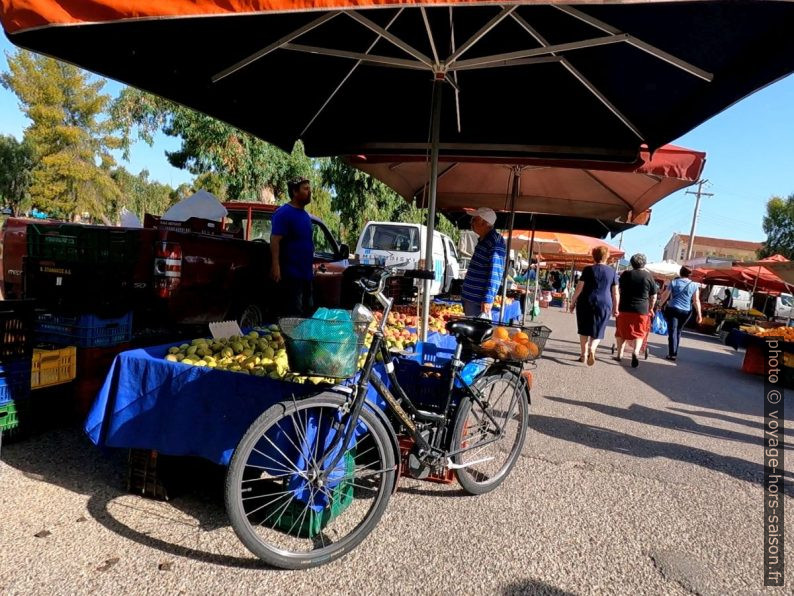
[0,401,19,432]
[279,317,367,378]
[270,451,355,538]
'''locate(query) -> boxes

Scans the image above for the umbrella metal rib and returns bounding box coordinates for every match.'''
[208,3,714,339]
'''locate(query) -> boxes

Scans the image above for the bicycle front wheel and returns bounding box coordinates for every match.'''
[450,369,529,495]
[225,392,396,569]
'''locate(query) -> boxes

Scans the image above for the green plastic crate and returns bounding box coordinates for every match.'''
[27,223,140,266]
[271,451,355,538]
[0,401,19,432]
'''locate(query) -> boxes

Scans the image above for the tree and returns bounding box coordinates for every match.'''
[1,50,123,220]
[319,157,459,246]
[0,134,33,215]
[760,194,794,259]
[112,167,176,221]
[113,88,313,202]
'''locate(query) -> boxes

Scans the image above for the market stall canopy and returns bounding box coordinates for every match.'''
[422,208,644,239]
[3,2,794,164]
[507,230,624,264]
[645,260,682,280]
[161,189,227,222]
[693,255,791,294]
[347,144,705,221]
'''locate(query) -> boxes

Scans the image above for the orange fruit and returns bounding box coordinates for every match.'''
[481,339,496,350]
[494,327,510,340]
[512,344,530,359]
[513,331,529,344]
[526,342,540,358]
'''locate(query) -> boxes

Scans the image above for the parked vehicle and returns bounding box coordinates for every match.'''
[354,222,460,295]
[0,202,350,328]
[703,284,752,311]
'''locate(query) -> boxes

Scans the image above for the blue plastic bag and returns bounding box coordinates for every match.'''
[652,310,668,336]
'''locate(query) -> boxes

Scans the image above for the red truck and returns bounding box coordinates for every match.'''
[0,202,351,328]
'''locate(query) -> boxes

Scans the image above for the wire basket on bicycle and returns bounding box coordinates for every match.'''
[468,321,552,363]
[279,317,368,378]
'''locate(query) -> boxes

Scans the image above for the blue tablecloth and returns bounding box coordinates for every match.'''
[84,332,458,466]
[433,298,522,324]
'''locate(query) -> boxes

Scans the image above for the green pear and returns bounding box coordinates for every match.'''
[168,347,180,355]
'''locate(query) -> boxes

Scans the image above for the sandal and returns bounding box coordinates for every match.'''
[587,351,595,366]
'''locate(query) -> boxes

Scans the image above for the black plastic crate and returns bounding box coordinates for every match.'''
[0,299,34,364]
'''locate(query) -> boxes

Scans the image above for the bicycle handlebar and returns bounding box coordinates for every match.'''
[356,266,435,295]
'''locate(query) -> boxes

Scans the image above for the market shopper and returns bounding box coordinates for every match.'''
[461,207,506,319]
[658,266,703,361]
[270,177,314,317]
[614,253,657,368]
[569,246,619,366]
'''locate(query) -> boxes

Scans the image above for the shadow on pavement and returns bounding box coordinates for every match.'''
[501,579,578,595]
[2,427,268,569]
[529,414,794,496]
[544,395,794,449]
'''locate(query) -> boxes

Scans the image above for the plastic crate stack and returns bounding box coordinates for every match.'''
[0,300,35,435]
[34,311,133,416]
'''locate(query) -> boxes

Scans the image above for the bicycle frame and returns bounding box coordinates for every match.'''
[317,272,525,481]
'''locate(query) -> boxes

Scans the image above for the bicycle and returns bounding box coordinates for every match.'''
[225,267,531,569]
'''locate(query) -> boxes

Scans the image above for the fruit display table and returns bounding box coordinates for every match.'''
[432,298,522,324]
[84,333,457,466]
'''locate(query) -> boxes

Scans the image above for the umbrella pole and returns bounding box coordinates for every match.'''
[525,215,536,322]
[499,168,520,324]
[420,77,444,342]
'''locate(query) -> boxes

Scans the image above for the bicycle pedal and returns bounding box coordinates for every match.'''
[446,456,494,470]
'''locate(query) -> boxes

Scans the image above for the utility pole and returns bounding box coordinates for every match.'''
[685,179,714,262]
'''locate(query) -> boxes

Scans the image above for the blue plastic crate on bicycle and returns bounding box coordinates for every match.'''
[393,342,456,411]
[35,311,133,348]
[0,358,32,406]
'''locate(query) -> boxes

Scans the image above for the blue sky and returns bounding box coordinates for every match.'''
[2,32,792,260]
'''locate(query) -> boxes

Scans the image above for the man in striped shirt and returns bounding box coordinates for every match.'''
[461,208,506,319]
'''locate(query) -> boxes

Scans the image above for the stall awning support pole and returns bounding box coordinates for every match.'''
[420,76,444,342]
[525,214,536,322]
[499,167,520,324]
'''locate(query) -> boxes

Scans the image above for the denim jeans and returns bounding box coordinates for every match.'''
[664,306,691,356]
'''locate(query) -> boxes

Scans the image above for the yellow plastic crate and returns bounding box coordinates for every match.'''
[31,346,77,389]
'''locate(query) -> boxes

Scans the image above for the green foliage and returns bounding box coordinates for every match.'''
[0,134,33,215]
[319,157,459,246]
[1,50,123,220]
[111,167,176,221]
[113,88,313,201]
[113,89,460,245]
[760,195,794,259]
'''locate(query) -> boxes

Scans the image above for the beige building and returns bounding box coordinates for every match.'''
[662,234,762,263]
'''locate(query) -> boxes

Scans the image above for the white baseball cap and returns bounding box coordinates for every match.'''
[473,207,497,226]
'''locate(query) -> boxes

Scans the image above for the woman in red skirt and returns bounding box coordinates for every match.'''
[614,254,658,368]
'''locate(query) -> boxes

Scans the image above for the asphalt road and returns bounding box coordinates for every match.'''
[1,308,792,595]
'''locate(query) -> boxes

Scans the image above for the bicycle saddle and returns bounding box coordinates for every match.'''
[446,319,493,345]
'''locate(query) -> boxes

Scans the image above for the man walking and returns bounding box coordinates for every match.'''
[271,177,314,316]
[461,207,506,319]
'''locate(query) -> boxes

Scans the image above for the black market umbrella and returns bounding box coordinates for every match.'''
[4,0,794,335]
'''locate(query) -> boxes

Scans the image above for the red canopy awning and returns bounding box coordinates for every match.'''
[694,255,792,294]
[348,144,705,222]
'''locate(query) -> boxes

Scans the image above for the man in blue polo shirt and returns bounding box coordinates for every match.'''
[461,207,506,319]
[271,177,314,316]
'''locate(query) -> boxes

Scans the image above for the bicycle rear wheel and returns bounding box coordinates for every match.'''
[450,369,529,495]
[225,392,396,569]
